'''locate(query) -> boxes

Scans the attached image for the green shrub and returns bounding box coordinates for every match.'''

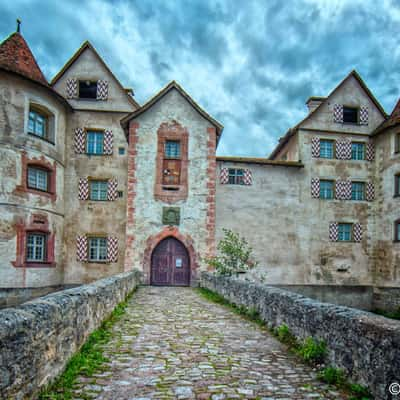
[318,367,346,385]
[297,337,326,364]
[203,229,259,276]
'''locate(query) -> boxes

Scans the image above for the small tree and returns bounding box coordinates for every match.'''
[205,229,258,276]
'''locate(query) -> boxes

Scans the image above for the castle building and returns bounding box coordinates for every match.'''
[0,30,399,296]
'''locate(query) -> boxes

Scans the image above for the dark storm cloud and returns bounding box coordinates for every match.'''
[1,0,399,156]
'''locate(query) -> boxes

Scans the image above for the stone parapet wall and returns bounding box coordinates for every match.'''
[0,270,141,400]
[0,285,78,309]
[201,273,400,400]
[373,287,400,312]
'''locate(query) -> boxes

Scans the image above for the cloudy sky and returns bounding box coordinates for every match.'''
[1,0,399,156]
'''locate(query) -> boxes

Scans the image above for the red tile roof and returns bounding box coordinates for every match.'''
[0,32,48,86]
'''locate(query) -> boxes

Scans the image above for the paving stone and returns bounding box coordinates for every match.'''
[74,287,350,399]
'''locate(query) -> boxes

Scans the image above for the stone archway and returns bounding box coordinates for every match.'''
[143,227,199,285]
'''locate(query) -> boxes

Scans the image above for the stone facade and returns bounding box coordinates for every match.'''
[1,32,400,294]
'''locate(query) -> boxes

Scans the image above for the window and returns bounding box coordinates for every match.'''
[79,80,97,99]
[163,141,182,185]
[395,174,400,197]
[320,180,334,199]
[320,140,334,158]
[27,166,49,192]
[228,169,244,185]
[28,108,47,138]
[343,106,358,124]
[90,180,108,201]
[351,182,365,201]
[165,141,181,158]
[395,221,400,242]
[88,237,107,262]
[351,142,365,160]
[395,133,400,154]
[117,190,123,198]
[86,131,104,155]
[118,147,125,155]
[338,223,352,241]
[26,233,46,262]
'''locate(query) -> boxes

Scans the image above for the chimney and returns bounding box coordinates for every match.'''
[306,96,325,113]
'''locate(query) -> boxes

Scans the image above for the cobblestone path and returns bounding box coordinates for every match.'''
[73,286,349,399]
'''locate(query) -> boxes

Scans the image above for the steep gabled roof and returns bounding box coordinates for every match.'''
[373,98,400,135]
[120,80,223,139]
[50,40,140,108]
[0,32,48,86]
[269,70,387,159]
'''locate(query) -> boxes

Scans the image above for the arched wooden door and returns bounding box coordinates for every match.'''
[151,237,190,286]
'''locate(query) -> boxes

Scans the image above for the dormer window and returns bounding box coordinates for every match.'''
[79,80,98,99]
[343,106,358,124]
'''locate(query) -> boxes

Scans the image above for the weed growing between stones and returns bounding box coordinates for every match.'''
[318,367,372,400]
[199,286,372,400]
[38,289,136,400]
[296,337,327,364]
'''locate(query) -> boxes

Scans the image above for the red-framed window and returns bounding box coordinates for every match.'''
[12,214,55,268]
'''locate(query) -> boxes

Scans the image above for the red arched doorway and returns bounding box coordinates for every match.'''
[151,237,190,286]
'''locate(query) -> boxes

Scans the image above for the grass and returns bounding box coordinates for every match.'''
[38,290,135,400]
[198,286,372,400]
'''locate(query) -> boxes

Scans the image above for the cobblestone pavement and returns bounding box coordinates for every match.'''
[73,286,349,399]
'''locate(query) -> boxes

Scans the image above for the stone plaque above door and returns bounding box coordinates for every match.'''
[162,207,180,226]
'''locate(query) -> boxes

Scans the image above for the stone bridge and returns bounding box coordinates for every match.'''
[0,271,399,399]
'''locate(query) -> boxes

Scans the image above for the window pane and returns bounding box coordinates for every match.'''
[87,132,104,154]
[338,223,352,241]
[320,140,333,158]
[351,182,365,200]
[165,141,181,158]
[28,109,47,137]
[88,237,108,261]
[351,143,365,160]
[320,180,333,199]
[228,168,244,185]
[343,107,358,123]
[79,81,98,99]
[27,167,48,191]
[397,223,400,241]
[90,180,108,200]
[26,233,45,261]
